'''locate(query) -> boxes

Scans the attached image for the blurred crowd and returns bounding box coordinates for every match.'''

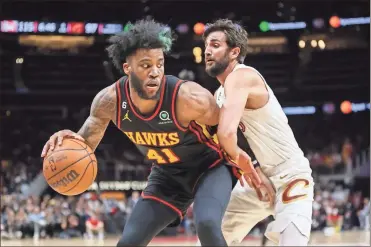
[1,178,369,241]
[0,188,142,241]
[311,181,370,233]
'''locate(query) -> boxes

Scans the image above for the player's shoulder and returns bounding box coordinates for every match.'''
[93,83,117,109]
[90,83,117,120]
[98,83,116,97]
[177,80,206,96]
[226,65,263,88]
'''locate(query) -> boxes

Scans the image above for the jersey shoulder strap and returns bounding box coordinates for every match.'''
[115,76,127,128]
[164,75,188,131]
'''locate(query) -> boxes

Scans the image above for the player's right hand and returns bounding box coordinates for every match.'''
[41,129,85,157]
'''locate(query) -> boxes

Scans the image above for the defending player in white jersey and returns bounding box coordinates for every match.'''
[203,19,314,246]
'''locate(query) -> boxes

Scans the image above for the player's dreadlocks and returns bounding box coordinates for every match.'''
[203,19,248,63]
[107,19,173,73]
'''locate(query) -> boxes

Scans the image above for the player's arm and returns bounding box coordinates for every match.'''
[217,69,262,160]
[41,85,116,157]
[176,81,220,126]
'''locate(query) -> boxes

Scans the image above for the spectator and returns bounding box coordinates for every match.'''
[358,198,370,230]
[59,214,84,239]
[85,212,104,240]
[126,191,140,215]
[28,206,47,240]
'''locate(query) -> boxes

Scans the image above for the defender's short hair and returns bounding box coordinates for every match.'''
[203,19,248,63]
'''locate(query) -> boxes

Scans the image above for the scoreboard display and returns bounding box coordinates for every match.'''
[0,20,123,35]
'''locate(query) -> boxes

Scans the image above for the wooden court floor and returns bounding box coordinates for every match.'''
[1,230,369,246]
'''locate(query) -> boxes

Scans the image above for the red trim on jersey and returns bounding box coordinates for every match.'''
[115,80,122,129]
[171,80,188,132]
[208,158,223,169]
[124,77,166,121]
[190,122,221,152]
[192,122,221,149]
[141,192,183,221]
[188,122,224,168]
[190,121,240,169]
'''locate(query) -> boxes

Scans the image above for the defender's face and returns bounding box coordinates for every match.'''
[124,48,165,100]
[204,31,230,77]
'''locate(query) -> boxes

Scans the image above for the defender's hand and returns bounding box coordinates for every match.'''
[236,149,261,189]
[41,129,85,157]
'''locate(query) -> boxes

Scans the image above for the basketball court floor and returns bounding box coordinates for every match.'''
[1,230,369,246]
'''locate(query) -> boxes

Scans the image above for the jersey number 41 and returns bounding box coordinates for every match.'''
[147,148,180,164]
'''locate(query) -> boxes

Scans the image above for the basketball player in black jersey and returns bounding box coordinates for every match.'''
[41,20,261,246]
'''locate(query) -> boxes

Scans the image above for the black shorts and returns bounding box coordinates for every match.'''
[141,159,239,226]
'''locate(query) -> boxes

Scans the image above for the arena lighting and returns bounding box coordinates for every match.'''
[351,102,370,112]
[193,47,202,63]
[193,46,202,56]
[312,18,325,29]
[322,102,335,114]
[329,16,341,28]
[340,101,370,114]
[311,40,317,48]
[340,17,370,26]
[193,22,205,35]
[194,56,202,64]
[15,58,24,64]
[176,23,189,34]
[283,106,316,115]
[298,40,305,48]
[340,100,352,114]
[318,40,325,49]
[259,20,306,32]
[329,16,370,28]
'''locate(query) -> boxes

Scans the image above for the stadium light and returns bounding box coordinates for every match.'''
[310,40,317,48]
[195,56,202,64]
[329,16,341,28]
[298,40,305,48]
[193,47,202,56]
[193,22,205,35]
[340,100,352,114]
[16,58,24,64]
[318,40,325,49]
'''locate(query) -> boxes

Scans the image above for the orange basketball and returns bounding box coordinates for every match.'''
[43,138,97,196]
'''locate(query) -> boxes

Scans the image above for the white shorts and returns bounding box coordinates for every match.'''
[222,159,314,245]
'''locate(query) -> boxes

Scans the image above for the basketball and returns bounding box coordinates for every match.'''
[43,138,98,196]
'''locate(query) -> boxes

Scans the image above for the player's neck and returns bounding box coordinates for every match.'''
[216,60,239,86]
[129,88,158,115]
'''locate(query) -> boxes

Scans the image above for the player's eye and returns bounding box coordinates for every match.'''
[142,64,150,68]
[157,63,163,68]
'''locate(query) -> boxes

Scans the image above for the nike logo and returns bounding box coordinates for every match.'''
[280,174,288,179]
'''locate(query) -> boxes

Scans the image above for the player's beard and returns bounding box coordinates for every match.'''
[130,71,161,100]
[205,52,230,78]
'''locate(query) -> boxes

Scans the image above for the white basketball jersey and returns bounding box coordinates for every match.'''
[215,64,310,174]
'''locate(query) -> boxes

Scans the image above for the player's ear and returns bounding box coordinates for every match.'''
[230,47,240,60]
[123,63,130,75]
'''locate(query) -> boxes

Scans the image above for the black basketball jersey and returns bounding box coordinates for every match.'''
[114,75,224,169]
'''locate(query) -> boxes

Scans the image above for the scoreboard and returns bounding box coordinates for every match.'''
[0,20,123,35]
